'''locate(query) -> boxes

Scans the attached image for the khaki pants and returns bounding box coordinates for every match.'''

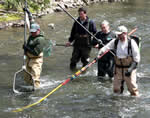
[114,56,139,96]
[24,52,43,88]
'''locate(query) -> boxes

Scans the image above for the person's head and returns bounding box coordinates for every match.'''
[101,20,110,34]
[116,25,128,42]
[30,23,40,37]
[78,7,87,21]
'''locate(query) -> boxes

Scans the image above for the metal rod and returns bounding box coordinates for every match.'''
[23,0,27,66]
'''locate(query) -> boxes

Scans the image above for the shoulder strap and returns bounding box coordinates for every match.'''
[128,39,132,56]
[87,19,91,31]
[114,39,119,51]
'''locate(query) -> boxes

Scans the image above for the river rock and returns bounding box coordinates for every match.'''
[45,8,54,14]
[12,20,24,27]
[0,9,7,13]
[64,3,75,8]
[48,23,55,29]
[0,23,6,29]
[53,7,63,12]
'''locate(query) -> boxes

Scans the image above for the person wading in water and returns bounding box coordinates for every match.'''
[66,7,97,70]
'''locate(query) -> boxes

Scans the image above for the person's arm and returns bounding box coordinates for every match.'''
[34,36,46,56]
[89,20,97,35]
[68,22,77,43]
[23,44,38,56]
[91,32,99,46]
[125,39,140,76]
[131,39,140,63]
[125,61,138,76]
[23,7,34,28]
[66,22,77,46]
[97,38,115,56]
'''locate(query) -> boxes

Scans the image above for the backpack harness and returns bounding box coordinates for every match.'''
[114,35,141,56]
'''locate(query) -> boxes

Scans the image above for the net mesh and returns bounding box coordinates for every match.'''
[43,40,53,57]
[13,69,34,93]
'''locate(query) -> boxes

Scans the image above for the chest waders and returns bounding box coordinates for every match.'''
[114,36,141,94]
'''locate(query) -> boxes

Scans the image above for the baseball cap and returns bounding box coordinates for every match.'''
[115,25,128,35]
[30,23,40,32]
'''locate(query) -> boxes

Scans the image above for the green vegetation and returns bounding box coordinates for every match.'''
[0,4,5,9]
[0,0,51,22]
[0,14,22,22]
[3,0,51,11]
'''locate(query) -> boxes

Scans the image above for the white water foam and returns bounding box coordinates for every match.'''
[40,75,64,89]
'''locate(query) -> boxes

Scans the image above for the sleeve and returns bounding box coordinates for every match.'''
[131,39,140,63]
[34,37,46,56]
[68,22,77,43]
[99,39,115,54]
[92,32,100,46]
[89,20,97,35]
[24,8,34,28]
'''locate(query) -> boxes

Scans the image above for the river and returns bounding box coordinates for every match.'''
[0,0,150,118]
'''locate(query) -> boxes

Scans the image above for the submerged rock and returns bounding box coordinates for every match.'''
[48,23,55,29]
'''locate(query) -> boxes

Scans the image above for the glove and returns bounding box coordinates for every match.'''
[125,61,137,77]
[23,8,30,13]
[23,44,28,51]
[22,44,38,56]
[23,7,32,20]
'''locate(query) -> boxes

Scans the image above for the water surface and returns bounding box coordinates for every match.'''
[0,0,150,118]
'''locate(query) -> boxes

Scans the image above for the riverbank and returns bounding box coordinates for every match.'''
[0,0,128,30]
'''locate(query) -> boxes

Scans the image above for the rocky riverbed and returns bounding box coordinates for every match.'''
[0,0,128,29]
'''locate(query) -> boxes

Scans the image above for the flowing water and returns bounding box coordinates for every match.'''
[1,0,150,118]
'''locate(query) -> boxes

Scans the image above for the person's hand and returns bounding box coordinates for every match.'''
[125,69,132,77]
[97,49,103,58]
[66,42,71,47]
[22,44,27,50]
[94,44,99,48]
[125,61,137,77]
[23,8,29,12]
[23,8,32,19]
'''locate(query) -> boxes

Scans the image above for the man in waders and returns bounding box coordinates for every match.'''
[97,26,140,96]
[23,9,46,89]
[92,20,116,80]
[66,7,97,70]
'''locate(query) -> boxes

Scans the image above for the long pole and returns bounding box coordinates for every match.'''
[57,4,103,45]
[57,4,137,56]
[23,0,27,67]
[12,50,110,112]
[58,4,115,56]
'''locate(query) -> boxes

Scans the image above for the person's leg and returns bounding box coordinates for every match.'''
[113,67,124,94]
[81,47,91,67]
[107,59,115,79]
[124,69,139,96]
[70,47,81,70]
[97,60,106,80]
[24,56,33,85]
[29,57,43,88]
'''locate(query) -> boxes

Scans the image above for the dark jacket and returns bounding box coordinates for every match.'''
[93,31,116,60]
[26,31,46,56]
[69,17,97,47]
